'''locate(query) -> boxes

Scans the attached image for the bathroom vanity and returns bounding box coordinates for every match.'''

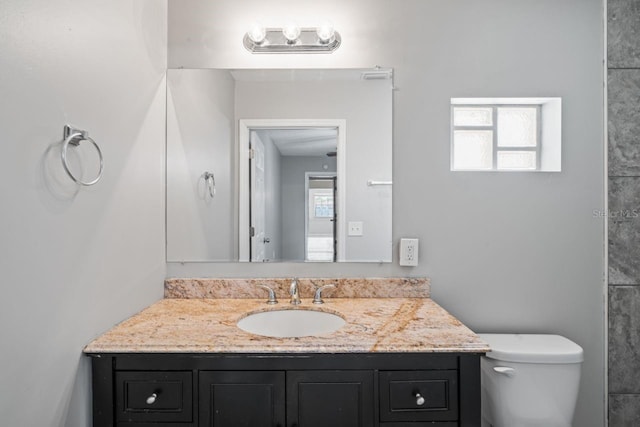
[84,278,489,427]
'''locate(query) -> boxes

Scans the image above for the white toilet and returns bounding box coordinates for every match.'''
[478,334,583,427]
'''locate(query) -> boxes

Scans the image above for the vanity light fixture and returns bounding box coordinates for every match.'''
[316,21,335,44]
[243,21,341,53]
[282,22,302,43]
[247,23,267,44]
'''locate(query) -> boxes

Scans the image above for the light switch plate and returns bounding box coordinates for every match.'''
[348,221,363,236]
[399,238,419,266]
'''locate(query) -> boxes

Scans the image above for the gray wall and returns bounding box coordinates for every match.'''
[167,69,236,261]
[607,0,640,424]
[280,156,337,261]
[0,0,167,425]
[234,78,393,261]
[167,1,605,426]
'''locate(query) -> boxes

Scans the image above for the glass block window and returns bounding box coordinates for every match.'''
[451,104,541,171]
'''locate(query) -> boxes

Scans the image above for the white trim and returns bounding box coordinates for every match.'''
[238,119,347,262]
[452,97,557,105]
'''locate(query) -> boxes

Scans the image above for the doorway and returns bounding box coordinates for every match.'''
[305,174,337,262]
[239,119,346,262]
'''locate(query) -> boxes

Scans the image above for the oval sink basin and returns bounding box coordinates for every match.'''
[237,309,345,338]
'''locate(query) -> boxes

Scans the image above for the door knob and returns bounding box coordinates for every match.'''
[415,392,425,406]
[146,393,158,405]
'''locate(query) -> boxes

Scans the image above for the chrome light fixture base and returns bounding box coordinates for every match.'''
[244,28,341,54]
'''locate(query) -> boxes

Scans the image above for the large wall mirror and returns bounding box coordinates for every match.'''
[166,68,393,263]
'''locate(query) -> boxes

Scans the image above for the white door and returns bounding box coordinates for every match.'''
[250,132,267,262]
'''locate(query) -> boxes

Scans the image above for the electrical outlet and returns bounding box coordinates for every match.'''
[399,238,419,266]
[348,221,363,236]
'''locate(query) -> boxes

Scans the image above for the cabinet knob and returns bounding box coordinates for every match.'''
[415,392,425,406]
[146,393,158,405]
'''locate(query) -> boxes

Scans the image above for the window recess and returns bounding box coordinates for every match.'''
[451,98,561,172]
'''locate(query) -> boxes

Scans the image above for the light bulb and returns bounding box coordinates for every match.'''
[282,22,301,43]
[247,23,266,44]
[316,21,335,43]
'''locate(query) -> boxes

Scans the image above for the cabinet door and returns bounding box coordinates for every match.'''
[287,371,374,427]
[199,371,285,427]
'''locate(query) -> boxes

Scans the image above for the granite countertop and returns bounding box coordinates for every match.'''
[84,278,489,354]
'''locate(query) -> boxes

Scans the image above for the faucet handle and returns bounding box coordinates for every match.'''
[313,284,336,304]
[257,284,278,305]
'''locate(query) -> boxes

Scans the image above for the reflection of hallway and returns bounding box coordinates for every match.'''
[306,177,336,262]
[248,126,339,262]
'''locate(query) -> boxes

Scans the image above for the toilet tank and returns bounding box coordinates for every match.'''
[478,334,583,427]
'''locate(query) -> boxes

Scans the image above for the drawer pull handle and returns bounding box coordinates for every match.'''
[415,392,425,406]
[146,393,158,405]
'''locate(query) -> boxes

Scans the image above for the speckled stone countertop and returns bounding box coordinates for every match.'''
[164,277,431,299]
[84,278,489,354]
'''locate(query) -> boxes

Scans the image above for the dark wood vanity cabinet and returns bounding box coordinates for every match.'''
[286,370,374,427]
[199,370,372,427]
[89,353,481,427]
[199,371,286,427]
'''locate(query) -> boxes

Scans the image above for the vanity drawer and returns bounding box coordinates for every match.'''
[379,370,458,422]
[115,371,192,423]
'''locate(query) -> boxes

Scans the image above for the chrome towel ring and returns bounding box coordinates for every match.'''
[203,171,216,198]
[61,125,104,186]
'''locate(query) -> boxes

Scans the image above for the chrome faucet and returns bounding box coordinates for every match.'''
[289,277,301,305]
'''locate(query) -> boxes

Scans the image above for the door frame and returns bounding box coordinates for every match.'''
[304,172,337,262]
[238,119,347,262]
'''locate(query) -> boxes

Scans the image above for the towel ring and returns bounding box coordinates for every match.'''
[61,126,104,186]
[203,171,216,198]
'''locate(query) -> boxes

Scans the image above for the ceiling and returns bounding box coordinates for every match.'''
[255,128,338,156]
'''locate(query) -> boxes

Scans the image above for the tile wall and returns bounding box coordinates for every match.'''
[608,0,640,424]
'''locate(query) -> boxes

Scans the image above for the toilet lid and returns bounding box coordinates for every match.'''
[478,334,584,364]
